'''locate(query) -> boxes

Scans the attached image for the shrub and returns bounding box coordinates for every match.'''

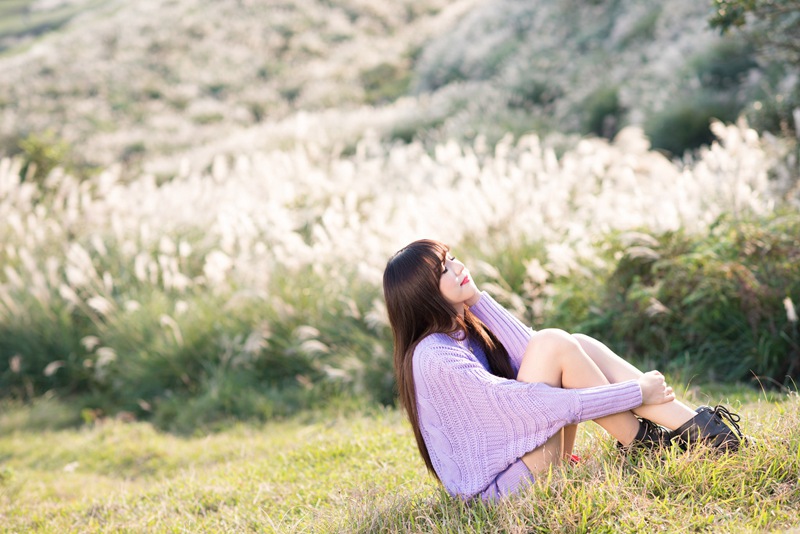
[507,79,563,112]
[645,38,757,155]
[690,38,758,91]
[360,62,411,105]
[581,213,800,384]
[645,97,741,155]
[475,213,800,386]
[16,130,73,183]
[582,85,623,139]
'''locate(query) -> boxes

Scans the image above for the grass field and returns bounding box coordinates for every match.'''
[1,384,798,533]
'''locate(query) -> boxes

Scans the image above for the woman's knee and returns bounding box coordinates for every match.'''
[518,329,582,384]
[526,328,581,354]
[571,333,592,345]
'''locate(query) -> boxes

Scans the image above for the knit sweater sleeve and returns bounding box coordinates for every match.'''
[469,291,534,371]
[413,335,642,498]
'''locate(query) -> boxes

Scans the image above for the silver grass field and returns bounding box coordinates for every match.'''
[1,0,800,531]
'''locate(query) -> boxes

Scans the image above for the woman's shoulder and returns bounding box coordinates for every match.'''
[412,333,465,384]
[413,333,465,363]
[413,333,478,372]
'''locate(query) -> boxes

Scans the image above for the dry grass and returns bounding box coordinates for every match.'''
[1,387,798,533]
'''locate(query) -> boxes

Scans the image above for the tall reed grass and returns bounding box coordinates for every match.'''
[0,121,796,428]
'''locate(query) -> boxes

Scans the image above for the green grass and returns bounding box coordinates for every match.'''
[1,385,798,533]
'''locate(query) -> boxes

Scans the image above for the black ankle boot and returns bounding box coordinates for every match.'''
[671,405,747,451]
[618,417,671,452]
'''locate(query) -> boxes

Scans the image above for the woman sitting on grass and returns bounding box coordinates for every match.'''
[383,239,747,500]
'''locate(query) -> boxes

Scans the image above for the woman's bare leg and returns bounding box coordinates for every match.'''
[573,334,695,429]
[521,429,564,474]
[563,424,577,456]
[518,329,642,474]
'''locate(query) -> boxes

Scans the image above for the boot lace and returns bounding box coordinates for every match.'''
[639,417,670,445]
[712,405,743,437]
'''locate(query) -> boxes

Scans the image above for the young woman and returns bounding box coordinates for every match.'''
[383,239,747,500]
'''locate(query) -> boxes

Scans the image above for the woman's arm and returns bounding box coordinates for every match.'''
[418,344,642,424]
[469,292,534,370]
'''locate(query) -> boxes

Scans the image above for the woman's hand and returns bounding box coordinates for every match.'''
[637,370,675,405]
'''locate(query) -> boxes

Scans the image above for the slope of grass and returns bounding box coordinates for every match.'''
[0,0,460,173]
[1,385,798,533]
[2,0,794,177]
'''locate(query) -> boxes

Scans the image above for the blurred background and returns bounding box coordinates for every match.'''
[0,0,798,432]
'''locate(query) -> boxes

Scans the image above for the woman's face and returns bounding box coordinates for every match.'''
[438,252,478,313]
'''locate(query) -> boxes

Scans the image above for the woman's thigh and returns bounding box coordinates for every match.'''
[516,328,573,386]
[517,329,611,390]
[572,333,644,383]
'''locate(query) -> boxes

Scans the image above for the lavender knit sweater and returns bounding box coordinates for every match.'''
[412,292,643,500]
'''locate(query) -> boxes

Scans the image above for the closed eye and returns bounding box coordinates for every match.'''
[441,255,455,274]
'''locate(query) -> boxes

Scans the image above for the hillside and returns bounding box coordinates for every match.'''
[408,0,753,149]
[1,0,789,178]
[0,0,469,174]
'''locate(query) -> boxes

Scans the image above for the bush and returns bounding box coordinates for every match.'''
[473,213,800,386]
[645,37,759,155]
[645,97,741,156]
[17,130,73,183]
[580,213,800,384]
[360,62,411,105]
[0,243,391,428]
[582,85,623,139]
[690,38,757,91]
[507,79,563,112]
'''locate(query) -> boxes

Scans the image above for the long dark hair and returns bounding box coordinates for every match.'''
[382,239,516,478]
